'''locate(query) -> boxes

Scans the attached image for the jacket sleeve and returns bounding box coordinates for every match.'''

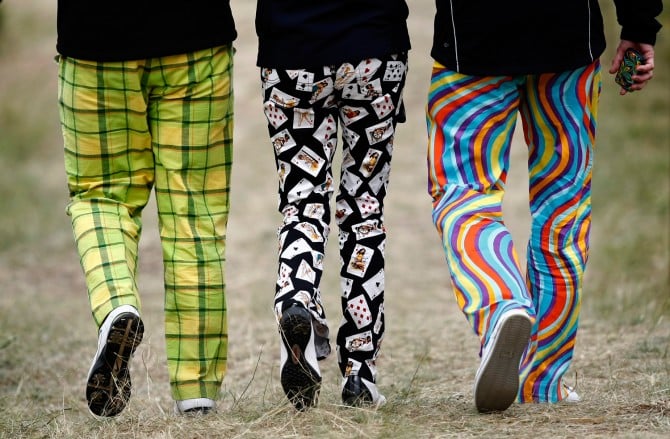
[613,0,663,45]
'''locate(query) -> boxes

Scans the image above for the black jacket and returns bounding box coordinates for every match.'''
[56,1,237,61]
[431,0,663,76]
[256,0,411,69]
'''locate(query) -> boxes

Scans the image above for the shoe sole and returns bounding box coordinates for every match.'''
[474,312,531,413]
[86,313,144,417]
[279,307,321,411]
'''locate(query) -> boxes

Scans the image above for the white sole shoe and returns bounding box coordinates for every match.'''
[279,306,321,411]
[175,398,216,415]
[562,384,581,402]
[86,305,143,418]
[474,309,531,413]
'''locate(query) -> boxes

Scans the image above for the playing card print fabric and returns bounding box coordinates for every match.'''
[261,54,408,383]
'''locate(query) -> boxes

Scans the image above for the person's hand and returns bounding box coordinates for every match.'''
[609,40,655,95]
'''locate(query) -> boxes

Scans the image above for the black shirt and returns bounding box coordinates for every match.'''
[255,0,411,69]
[57,1,237,61]
[431,0,662,76]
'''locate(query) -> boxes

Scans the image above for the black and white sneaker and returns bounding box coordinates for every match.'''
[278,306,321,411]
[474,309,531,413]
[86,305,144,418]
[341,375,386,408]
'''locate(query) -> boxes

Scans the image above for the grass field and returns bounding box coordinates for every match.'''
[0,1,668,438]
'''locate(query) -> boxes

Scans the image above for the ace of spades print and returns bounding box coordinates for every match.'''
[362,269,384,301]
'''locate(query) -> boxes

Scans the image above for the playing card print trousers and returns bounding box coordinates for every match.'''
[260,53,408,384]
[58,45,234,401]
[426,61,601,402]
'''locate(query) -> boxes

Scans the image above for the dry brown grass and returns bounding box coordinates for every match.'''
[1,1,668,438]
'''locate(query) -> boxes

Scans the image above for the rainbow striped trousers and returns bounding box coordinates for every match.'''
[426,61,600,403]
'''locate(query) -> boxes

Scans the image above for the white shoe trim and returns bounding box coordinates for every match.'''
[303,323,320,376]
[562,384,581,402]
[87,305,140,381]
[174,398,216,414]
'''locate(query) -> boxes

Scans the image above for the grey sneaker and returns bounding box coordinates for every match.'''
[86,305,144,417]
[279,306,321,411]
[474,309,531,413]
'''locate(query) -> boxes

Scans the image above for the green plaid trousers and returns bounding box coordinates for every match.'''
[58,45,234,401]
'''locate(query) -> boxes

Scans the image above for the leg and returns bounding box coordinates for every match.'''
[261,65,338,409]
[333,54,408,406]
[426,65,536,412]
[59,56,150,417]
[517,61,601,403]
[59,57,152,324]
[427,65,535,344]
[149,46,234,403]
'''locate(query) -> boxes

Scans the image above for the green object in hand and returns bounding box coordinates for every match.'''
[615,49,644,91]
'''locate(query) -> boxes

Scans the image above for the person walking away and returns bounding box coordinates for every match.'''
[255,0,411,410]
[56,0,237,417]
[426,0,662,412]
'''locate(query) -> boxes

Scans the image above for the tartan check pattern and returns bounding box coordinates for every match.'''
[58,45,234,401]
